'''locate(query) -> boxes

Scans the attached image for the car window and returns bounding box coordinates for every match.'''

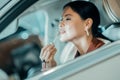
[18,10,47,42]
[0,19,18,39]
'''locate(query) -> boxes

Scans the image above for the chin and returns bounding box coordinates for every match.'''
[60,34,73,42]
[60,37,71,42]
[60,38,67,42]
[59,36,67,42]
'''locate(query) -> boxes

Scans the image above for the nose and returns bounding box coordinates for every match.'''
[59,21,65,28]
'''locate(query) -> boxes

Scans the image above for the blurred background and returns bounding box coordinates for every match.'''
[0,0,120,80]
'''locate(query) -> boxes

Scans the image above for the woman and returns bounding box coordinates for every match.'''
[40,1,107,71]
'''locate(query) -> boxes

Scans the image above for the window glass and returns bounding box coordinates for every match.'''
[0,19,18,39]
[18,10,47,42]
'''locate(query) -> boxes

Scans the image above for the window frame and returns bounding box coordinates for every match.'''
[0,0,38,33]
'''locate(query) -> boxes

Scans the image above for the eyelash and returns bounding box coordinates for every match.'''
[60,18,71,22]
[66,18,71,21]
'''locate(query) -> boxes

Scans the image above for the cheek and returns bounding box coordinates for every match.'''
[65,24,77,36]
[68,25,86,40]
[60,24,85,42]
[66,24,81,36]
[60,25,79,41]
[59,25,75,41]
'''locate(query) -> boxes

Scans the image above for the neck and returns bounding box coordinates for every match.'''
[71,35,93,55]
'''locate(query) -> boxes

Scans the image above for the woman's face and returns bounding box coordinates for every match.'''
[59,7,87,42]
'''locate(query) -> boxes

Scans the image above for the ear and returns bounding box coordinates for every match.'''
[84,18,93,30]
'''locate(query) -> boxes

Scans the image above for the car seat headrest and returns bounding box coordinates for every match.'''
[102,22,120,41]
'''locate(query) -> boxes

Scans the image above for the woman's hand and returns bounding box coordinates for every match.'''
[40,43,57,71]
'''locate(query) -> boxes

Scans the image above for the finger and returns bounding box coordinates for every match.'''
[46,44,55,51]
[46,48,57,62]
[40,45,50,60]
[40,44,55,61]
[44,46,56,61]
[43,44,55,58]
[41,45,50,56]
[49,48,57,60]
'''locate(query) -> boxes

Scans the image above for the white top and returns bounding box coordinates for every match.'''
[60,38,111,64]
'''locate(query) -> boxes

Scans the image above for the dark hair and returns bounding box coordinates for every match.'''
[63,1,100,37]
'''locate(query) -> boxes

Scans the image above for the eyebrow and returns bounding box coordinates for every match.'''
[61,14,73,20]
[64,14,72,17]
[62,13,72,18]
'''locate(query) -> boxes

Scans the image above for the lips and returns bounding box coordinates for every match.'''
[59,29,66,34]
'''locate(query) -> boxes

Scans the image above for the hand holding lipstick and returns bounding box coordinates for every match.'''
[40,43,57,71]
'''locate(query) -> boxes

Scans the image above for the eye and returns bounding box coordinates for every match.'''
[65,17,71,21]
[59,17,71,22]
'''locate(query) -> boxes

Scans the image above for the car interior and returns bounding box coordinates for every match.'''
[0,0,120,80]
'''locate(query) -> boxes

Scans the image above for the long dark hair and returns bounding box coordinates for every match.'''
[63,1,100,37]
